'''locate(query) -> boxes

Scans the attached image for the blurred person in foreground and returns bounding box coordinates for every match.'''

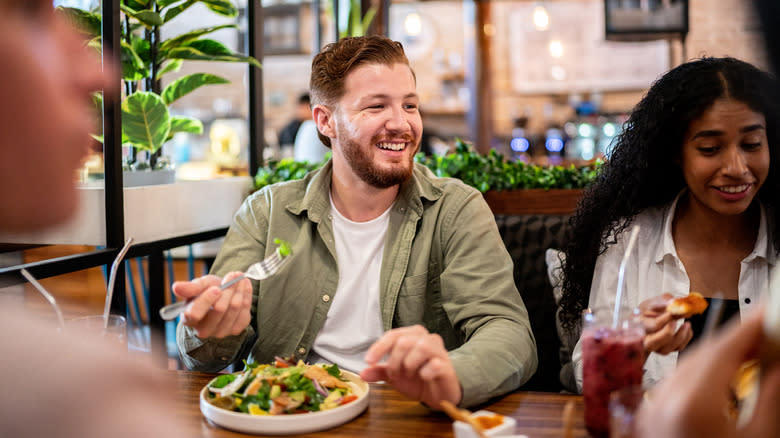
[277,92,312,149]
[174,35,537,408]
[0,2,187,437]
[558,57,780,392]
[636,309,780,438]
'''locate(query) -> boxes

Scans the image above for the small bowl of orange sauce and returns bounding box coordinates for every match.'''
[452,410,520,438]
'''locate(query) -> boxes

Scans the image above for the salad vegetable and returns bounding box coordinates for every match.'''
[273,238,292,258]
[206,360,359,415]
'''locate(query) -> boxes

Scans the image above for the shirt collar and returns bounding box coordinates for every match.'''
[654,189,775,265]
[286,161,443,222]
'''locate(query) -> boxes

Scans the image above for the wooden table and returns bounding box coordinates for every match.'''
[174,371,588,437]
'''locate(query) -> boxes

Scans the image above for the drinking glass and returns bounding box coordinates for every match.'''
[609,385,645,438]
[65,314,127,347]
[582,307,645,438]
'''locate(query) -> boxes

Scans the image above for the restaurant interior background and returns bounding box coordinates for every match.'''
[0,0,769,364]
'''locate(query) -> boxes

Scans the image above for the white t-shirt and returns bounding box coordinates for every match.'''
[572,191,774,392]
[308,196,390,372]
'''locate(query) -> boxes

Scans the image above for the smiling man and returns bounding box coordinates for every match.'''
[175,36,537,408]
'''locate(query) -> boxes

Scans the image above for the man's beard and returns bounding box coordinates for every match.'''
[341,134,418,189]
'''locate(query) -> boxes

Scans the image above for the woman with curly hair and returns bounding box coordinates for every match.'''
[557,57,780,392]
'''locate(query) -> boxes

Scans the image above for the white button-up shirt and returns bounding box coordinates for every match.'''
[572,192,775,392]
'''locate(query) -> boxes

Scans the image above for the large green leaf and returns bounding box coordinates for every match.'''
[121,92,171,153]
[121,4,164,27]
[161,73,230,105]
[132,35,151,67]
[92,91,103,115]
[183,38,232,56]
[157,59,183,78]
[163,0,197,23]
[168,40,262,68]
[169,116,204,136]
[56,6,101,38]
[158,0,184,7]
[125,0,149,9]
[87,36,102,54]
[201,0,238,17]
[121,40,149,81]
[158,24,236,53]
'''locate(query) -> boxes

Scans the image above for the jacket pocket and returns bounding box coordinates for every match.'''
[394,272,429,325]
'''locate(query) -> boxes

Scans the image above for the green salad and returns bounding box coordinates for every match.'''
[206,359,359,415]
[273,238,292,258]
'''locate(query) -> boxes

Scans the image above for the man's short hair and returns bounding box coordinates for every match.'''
[309,36,413,147]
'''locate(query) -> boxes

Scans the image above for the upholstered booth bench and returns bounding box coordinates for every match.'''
[485,190,581,392]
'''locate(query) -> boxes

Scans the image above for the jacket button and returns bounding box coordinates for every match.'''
[322,294,330,302]
[298,347,306,355]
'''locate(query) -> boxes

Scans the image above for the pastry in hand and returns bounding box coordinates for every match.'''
[666,292,709,318]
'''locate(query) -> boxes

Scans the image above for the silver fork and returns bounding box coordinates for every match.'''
[159,249,289,321]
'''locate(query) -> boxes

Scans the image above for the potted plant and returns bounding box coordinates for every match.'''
[60,0,261,186]
[336,0,377,38]
[254,139,601,214]
[415,139,600,215]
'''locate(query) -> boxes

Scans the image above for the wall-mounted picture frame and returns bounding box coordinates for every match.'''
[605,0,688,36]
[264,4,305,55]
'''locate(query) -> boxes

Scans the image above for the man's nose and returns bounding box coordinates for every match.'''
[384,107,409,131]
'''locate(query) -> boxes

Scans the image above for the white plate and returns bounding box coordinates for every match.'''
[200,370,370,435]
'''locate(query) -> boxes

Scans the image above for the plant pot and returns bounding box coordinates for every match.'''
[122,169,176,187]
[483,189,584,215]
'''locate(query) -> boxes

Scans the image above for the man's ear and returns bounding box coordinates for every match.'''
[313,104,336,139]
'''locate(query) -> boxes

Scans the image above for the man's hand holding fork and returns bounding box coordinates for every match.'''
[172,273,253,339]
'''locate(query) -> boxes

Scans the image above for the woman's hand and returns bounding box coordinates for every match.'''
[639,293,694,355]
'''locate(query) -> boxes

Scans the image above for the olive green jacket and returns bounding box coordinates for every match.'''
[177,161,537,407]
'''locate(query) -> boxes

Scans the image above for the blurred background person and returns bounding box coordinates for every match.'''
[277,92,311,150]
[293,116,330,163]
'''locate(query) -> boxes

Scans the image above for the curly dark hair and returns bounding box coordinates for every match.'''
[559,57,780,330]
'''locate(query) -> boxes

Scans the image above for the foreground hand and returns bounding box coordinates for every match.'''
[636,310,780,438]
[171,273,252,339]
[360,325,462,408]
[639,293,693,355]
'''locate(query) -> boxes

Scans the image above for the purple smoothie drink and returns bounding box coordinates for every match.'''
[582,308,644,438]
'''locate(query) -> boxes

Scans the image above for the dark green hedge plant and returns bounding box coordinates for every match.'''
[254,139,602,193]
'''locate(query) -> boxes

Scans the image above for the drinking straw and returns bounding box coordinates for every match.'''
[103,237,134,329]
[613,224,641,328]
[21,268,65,330]
[766,262,780,343]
